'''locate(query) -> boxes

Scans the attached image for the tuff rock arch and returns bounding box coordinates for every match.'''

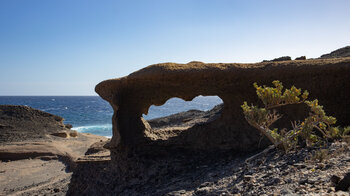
[96,58,350,158]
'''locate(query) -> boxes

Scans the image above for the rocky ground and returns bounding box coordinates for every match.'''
[187,142,350,196]
[1,105,349,195]
[67,139,350,196]
[146,104,222,140]
[0,105,109,196]
[67,105,350,195]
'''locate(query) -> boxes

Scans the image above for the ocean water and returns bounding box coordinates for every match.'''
[0,96,223,137]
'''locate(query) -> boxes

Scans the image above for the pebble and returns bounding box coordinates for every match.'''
[194,187,210,195]
[334,191,350,196]
[243,175,254,181]
[231,175,237,181]
[299,178,308,185]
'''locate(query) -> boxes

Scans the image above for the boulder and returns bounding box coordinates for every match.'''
[336,172,350,191]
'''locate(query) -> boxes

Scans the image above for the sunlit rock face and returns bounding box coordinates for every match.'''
[96,58,350,157]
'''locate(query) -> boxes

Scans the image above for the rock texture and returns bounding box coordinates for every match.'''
[295,56,306,60]
[147,104,223,140]
[320,46,350,59]
[148,104,223,128]
[95,58,350,158]
[263,56,292,62]
[0,105,71,143]
[68,140,350,195]
[0,105,109,195]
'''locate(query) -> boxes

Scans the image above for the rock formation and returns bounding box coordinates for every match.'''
[320,46,350,59]
[263,56,292,62]
[0,105,109,195]
[295,56,306,60]
[0,105,71,143]
[95,58,350,159]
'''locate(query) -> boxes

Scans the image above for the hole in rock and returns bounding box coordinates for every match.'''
[143,96,223,131]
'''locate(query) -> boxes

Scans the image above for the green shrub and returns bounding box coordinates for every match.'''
[338,126,350,136]
[310,149,330,162]
[241,80,343,152]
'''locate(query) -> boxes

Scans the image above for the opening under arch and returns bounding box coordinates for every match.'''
[144,95,223,132]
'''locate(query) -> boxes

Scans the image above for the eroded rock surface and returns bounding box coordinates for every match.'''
[95,58,350,158]
[0,105,71,143]
[320,46,350,59]
[0,105,109,195]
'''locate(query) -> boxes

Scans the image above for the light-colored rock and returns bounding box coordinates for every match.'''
[51,131,69,138]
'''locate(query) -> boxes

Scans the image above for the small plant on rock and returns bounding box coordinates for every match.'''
[241,80,342,152]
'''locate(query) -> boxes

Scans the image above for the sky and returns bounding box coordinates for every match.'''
[0,0,349,95]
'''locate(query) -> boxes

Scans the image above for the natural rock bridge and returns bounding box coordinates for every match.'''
[96,58,350,158]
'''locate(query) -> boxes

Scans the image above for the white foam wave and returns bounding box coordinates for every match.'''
[74,124,112,130]
[42,107,61,111]
[73,124,112,137]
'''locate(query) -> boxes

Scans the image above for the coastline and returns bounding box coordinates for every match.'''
[1,102,349,195]
[1,48,350,195]
[0,105,110,195]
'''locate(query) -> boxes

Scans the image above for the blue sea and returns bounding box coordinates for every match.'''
[0,96,223,137]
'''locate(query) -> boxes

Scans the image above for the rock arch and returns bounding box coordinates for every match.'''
[96,58,350,157]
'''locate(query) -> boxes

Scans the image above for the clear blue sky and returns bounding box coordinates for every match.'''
[1,0,349,95]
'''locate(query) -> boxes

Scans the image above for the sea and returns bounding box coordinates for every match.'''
[0,96,223,138]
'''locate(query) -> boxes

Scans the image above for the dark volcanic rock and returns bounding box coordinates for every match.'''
[320,46,350,59]
[263,56,292,62]
[0,105,71,143]
[271,56,292,62]
[330,175,341,185]
[148,104,223,129]
[336,172,350,191]
[68,140,350,195]
[295,56,306,60]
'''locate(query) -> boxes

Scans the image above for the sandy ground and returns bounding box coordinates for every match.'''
[0,133,109,196]
[0,159,69,195]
